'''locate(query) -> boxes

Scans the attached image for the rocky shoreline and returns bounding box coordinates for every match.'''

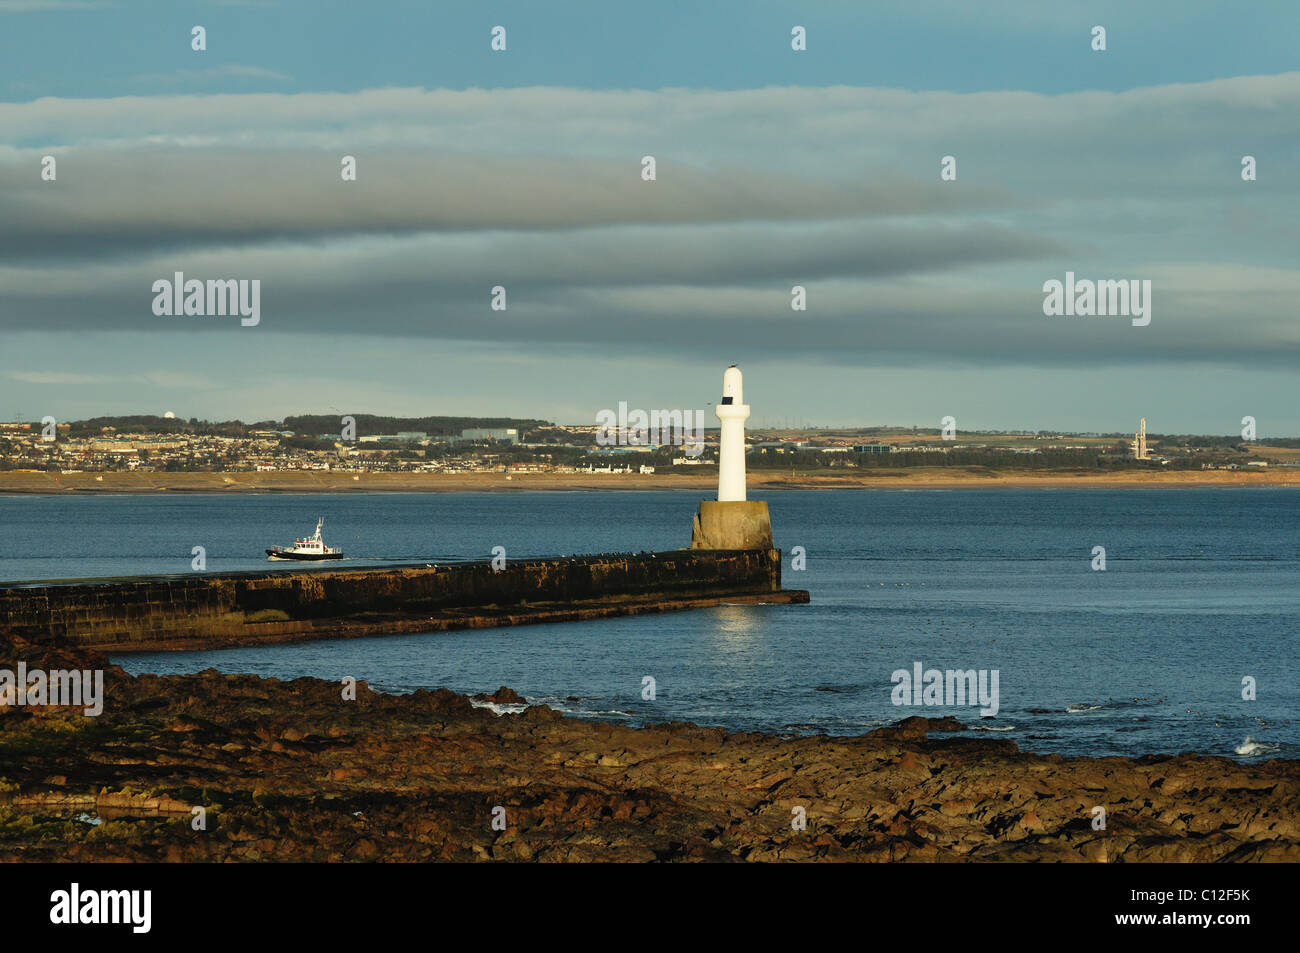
[1,633,1296,862]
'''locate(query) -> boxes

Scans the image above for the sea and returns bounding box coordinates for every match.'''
[1,488,1296,760]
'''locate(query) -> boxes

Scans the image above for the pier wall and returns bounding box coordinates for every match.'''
[0,550,801,651]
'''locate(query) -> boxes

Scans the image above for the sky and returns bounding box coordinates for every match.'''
[0,0,1297,434]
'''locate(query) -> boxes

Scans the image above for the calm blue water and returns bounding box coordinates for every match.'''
[2,489,1297,759]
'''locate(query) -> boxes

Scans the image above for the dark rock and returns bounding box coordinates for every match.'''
[0,628,1295,863]
[474,686,526,704]
[870,715,968,741]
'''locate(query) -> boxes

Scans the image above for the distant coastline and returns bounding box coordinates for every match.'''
[1,468,1297,494]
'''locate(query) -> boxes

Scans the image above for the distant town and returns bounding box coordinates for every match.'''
[2,413,1296,477]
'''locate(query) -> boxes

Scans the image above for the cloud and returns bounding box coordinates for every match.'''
[8,369,218,387]
[0,76,1296,371]
[0,1,108,12]
[130,64,293,86]
[0,151,1019,259]
[7,370,114,384]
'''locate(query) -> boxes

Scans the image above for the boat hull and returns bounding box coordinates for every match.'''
[266,550,345,561]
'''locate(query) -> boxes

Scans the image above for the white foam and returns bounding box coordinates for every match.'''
[469,700,529,716]
[1235,736,1279,756]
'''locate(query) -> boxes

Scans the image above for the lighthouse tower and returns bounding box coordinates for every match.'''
[689,364,773,551]
[717,364,749,502]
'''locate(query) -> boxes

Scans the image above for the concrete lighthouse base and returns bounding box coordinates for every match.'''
[690,500,773,551]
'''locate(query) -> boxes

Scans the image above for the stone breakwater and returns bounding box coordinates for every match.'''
[0,633,1296,862]
[0,550,806,652]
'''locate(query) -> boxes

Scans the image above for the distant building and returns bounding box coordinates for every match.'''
[461,428,518,444]
[355,433,428,444]
[1133,418,1150,460]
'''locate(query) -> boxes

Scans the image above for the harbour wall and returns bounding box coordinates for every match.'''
[0,549,806,652]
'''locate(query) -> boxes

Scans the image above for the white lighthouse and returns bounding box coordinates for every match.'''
[690,363,772,551]
[716,364,750,502]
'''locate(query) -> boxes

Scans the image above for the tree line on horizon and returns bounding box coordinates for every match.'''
[52,414,552,439]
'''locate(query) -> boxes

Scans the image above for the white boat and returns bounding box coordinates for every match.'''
[266,518,344,561]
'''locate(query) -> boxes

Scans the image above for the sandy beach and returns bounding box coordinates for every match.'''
[1,468,1297,495]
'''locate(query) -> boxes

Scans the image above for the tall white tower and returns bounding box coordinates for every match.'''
[716,364,749,501]
[690,363,771,551]
[1134,417,1149,460]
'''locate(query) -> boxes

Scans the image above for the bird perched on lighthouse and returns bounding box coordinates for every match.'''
[716,364,749,502]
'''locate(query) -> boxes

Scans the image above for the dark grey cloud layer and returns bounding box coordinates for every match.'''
[2,77,1297,370]
[0,152,1018,260]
